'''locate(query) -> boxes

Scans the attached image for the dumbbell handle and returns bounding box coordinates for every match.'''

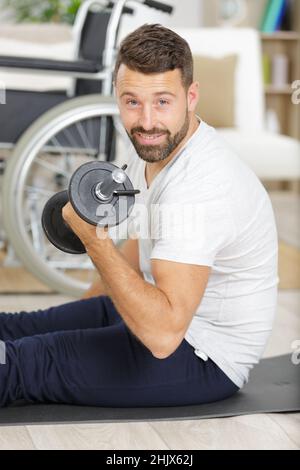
[94,164,129,201]
[113,189,140,196]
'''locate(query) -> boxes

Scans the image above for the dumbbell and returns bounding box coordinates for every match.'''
[42,161,140,254]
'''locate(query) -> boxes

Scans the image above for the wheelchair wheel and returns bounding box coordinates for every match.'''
[2,94,133,297]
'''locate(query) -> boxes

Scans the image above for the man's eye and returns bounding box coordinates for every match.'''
[127,99,138,107]
[158,99,169,106]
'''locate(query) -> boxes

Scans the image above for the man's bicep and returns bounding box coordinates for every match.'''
[151,258,211,334]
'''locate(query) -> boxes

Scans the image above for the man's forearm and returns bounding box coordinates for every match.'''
[81,274,107,299]
[81,238,142,300]
[85,237,175,358]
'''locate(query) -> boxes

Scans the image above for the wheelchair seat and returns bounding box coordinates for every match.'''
[1,90,67,143]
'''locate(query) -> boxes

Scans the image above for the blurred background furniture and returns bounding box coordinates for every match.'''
[0,0,299,295]
[0,0,175,296]
[174,27,300,185]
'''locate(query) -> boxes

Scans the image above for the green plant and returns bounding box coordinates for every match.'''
[3,0,82,24]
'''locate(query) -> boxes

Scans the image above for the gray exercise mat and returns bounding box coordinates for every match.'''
[0,354,299,426]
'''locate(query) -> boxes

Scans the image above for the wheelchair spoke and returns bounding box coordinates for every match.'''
[63,127,82,148]
[35,157,70,178]
[87,118,96,148]
[49,133,98,157]
[75,121,93,149]
[28,201,45,256]
[25,185,55,198]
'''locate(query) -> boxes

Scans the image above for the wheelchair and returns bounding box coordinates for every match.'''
[0,0,173,297]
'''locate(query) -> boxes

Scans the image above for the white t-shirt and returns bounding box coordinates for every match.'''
[113,120,279,389]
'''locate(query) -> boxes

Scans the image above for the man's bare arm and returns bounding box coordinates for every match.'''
[81,238,142,299]
[62,203,209,358]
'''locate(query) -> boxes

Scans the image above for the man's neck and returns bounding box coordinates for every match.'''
[145,115,200,188]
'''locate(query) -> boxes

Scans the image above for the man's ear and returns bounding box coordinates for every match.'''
[112,83,116,97]
[187,81,199,112]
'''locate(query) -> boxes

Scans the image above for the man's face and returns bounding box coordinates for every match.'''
[115,65,198,163]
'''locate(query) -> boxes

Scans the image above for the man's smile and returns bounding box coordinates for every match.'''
[134,132,166,145]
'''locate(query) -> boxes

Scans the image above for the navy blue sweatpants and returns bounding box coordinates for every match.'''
[0,296,239,407]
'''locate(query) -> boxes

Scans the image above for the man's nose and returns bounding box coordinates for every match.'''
[138,105,156,131]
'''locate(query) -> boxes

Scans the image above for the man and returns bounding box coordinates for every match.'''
[0,24,278,407]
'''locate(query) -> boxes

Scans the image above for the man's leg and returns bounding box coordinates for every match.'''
[0,319,238,407]
[0,296,121,341]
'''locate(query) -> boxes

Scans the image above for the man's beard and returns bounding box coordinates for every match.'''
[127,111,190,163]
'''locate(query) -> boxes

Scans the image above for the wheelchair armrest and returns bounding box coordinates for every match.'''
[0,55,101,74]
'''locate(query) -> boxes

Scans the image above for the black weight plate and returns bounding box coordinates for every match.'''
[69,161,135,227]
[41,190,86,255]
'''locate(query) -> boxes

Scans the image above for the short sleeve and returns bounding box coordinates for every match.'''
[150,186,237,267]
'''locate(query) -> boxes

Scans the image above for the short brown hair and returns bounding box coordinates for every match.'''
[113,24,193,89]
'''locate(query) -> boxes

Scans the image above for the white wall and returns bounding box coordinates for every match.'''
[119,0,203,40]
[166,0,203,28]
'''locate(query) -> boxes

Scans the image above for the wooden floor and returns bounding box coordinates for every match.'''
[0,190,299,449]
